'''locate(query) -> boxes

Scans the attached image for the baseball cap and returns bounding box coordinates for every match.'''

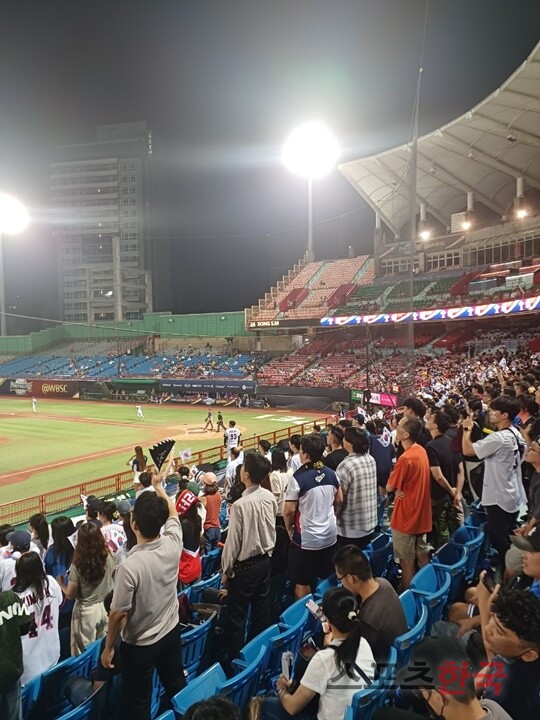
[202,472,218,486]
[175,490,199,515]
[86,497,102,514]
[511,525,540,552]
[352,413,366,425]
[187,480,201,496]
[116,499,132,516]
[6,530,32,551]
[396,636,474,696]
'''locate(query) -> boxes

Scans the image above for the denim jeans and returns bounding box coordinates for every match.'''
[261,697,317,720]
[0,680,22,720]
[204,527,221,553]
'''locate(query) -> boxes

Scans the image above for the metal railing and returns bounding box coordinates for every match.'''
[0,415,332,526]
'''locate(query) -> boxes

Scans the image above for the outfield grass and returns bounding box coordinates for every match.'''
[0,398,326,503]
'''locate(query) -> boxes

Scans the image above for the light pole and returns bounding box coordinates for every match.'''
[282,122,339,263]
[0,193,29,336]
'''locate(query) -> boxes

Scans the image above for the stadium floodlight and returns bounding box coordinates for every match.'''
[516,207,528,219]
[0,193,29,336]
[282,122,339,262]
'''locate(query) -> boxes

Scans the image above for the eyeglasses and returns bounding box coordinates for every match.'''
[335,572,347,582]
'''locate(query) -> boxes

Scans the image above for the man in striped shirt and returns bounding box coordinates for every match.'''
[336,427,378,550]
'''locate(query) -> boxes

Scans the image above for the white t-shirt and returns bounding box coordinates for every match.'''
[16,576,63,684]
[269,469,293,516]
[288,453,302,473]
[472,427,527,513]
[301,637,375,720]
[101,523,127,562]
[224,427,241,451]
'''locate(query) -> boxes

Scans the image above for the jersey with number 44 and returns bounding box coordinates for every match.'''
[16,575,63,684]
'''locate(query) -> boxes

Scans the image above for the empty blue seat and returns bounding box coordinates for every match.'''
[201,548,222,579]
[367,533,394,579]
[314,574,338,599]
[190,572,221,604]
[279,593,312,629]
[172,646,266,716]
[432,543,468,602]
[233,624,281,691]
[181,611,217,680]
[21,674,41,720]
[450,525,486,582]
[52,684,107,720]
[393,590,429,667]
[151,670,165,719]
[32,642,101,719]
[409,565,452,630]
[155,712,175,720]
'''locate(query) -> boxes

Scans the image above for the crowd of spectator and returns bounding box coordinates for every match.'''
[2,349,540,720]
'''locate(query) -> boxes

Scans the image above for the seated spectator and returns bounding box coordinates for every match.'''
[57,522,114,655]
[44,516,76,629]
[476,583,540,720]
[333,544,407,665]
[387,636,512,720]
[184,697,243,720]
[261,587,375,720]
[12,552,63,684]
[510,525,540,597]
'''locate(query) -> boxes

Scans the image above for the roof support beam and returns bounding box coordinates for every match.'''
[415,150,506,217]
[439,131,540,192]
[376,157,450,229]
[338,164,401,236]
[473,113,540,150]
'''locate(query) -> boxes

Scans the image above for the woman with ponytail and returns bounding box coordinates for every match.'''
[28,512,50,559]
[261,587,375,720]
[98,501,127,561]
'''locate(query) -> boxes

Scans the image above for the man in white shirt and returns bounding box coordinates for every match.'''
[224,446,244,492]
[287,434,302,473]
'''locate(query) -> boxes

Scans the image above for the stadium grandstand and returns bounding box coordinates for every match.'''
[3,39,540,720]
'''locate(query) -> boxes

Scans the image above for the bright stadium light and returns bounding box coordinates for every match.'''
[419,229,432,241]
[282,122,339,262]
[0,193,29,336]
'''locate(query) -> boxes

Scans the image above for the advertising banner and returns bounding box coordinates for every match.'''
[160,379,256,393]
[0,378,80,398]
[320,295,540,326]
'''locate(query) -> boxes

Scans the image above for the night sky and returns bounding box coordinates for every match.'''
[1,0,539,328]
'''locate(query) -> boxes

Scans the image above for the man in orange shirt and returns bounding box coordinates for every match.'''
[386,416,432,588]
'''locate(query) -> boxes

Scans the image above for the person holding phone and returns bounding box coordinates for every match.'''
[259,588,375,720]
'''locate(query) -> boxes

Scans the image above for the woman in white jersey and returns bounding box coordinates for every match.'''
[13,551,63,684]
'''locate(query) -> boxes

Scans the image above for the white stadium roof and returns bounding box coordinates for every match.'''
[339,41,540,237]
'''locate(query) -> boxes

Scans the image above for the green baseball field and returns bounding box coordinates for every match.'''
[0,398,327,504]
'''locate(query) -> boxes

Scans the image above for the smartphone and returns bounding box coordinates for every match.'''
[306,599,327,624]
[482,570,496,593]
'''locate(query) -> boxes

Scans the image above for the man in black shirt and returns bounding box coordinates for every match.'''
[323,426,348,471]
[402,397,431,448]
[333,544,407,666]
[426,410,464,550]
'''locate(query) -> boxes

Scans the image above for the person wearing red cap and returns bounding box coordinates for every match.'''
[176,490,202,590]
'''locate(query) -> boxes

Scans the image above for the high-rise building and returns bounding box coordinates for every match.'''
[51,122,157,323]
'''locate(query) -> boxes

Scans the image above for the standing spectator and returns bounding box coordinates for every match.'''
[44,516,76,630]
[401,397,431,447]
[258,439,272,461]
[284,434,343,599]
[0,531,33,591]
[135,472,156,500]
[57,523,114,655]
[199,472,222,553]
[0,589,30,720]
[225,447,243,493]
[425,410,464,550]
[335,428,378,550]
[176,490,202,590]
[101,459,185,720]
[462,396,527,567]
[221,451,277,663]
[333,545,407,665]
[98,501,127,562]
[28,513,49,560]
[323,426,348,471]
[365,420,395,496]
[269,449,293,524]
[287,434,302,473]
[386,417,432,588]
[13,552,63,684]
